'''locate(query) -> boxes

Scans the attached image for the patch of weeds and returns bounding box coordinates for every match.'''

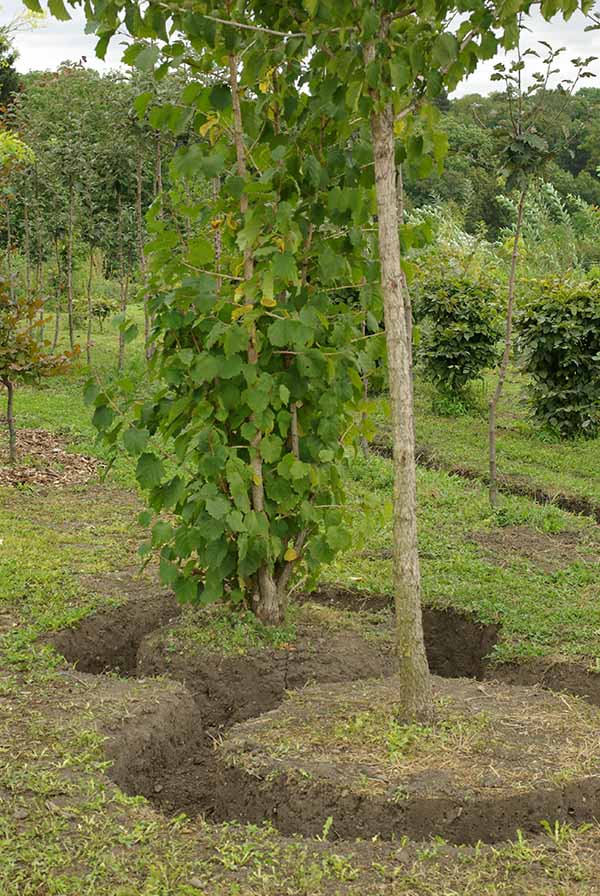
[163,605,297,657]
[431,388,481,418]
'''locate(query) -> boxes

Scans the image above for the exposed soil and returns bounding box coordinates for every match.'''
[0,426,104,487]
[216,676,600,844]
[44,583,600,844]
[46,582,181,674]
[491,659,600,707]
[470,525,600,573]
[137,621,393,731]
[305,586,499,680]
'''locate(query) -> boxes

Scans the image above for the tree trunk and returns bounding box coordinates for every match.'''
[117,194,127,372]
[4,378,16,464]
[23,201,32,301]
[86,248,94,367]
[229,52,282,625]
[371,102,433,721]
[136,149,152,360]
[489,187,527,508]
[52,237,62,351]
[66,182,75,351]
[34,166,45,340]
[5,204,14,301]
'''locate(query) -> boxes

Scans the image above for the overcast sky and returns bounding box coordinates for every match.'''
[2,0,598,97]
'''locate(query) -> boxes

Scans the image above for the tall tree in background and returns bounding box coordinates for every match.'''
[0,30,20,114]
[488,40,596,507]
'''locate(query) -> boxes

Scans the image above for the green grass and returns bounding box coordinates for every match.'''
[325,452,600,664]
[372,368,600,507]
[4,311,600,893]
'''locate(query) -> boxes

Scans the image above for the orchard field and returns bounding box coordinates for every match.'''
[3,1,600,895]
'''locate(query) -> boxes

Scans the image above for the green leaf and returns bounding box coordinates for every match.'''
[432,33,458,68]
[152,520,173,546]
[210,83,231,110]
[175,576,199,604]
[137,452,164,489]
[123,426,149,456]
[159,557,178,586]
[48,0,71,20]
[220,355,244,379]
[206,494,231,519]
[92,405,114,432]
[135,44,160,72]
[83,381,99,406]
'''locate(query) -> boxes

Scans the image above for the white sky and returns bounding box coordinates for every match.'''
[2,0,599,96]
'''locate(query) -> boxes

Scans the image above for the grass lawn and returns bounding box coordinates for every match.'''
[371,369,600,509]
[2,312,600,893]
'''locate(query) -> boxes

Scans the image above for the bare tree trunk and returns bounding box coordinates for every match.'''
[397,163,417,445]
[117,195,127,372]
[5,205,14,301]
[360,315,370,458]
[66,182,75,351]
[23,202,32,301]
[3,378,16,464]
[229,53,281,625]
[52,237,62,351]
[136,149,152,360]
[489,187,527,508]
[371,101,433,721]
[86,248,94,367]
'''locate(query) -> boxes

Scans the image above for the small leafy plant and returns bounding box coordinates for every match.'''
[517,278,600,438]
[0,280,74,463]
[415,276,500,396]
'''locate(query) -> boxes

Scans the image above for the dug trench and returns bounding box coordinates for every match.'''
[45,586,600,845]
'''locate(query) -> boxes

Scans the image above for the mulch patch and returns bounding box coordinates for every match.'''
[0,427,103,487]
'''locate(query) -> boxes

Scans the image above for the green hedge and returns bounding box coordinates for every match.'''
[517,278,600,438]
[415,276,500,394]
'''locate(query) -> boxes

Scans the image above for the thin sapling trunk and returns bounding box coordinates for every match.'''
[136,149,152,360]
[488,187,527,508]
[86,248,94,366]
[52,238,62,351]
[3,378,16,464]
[66,181,75,351]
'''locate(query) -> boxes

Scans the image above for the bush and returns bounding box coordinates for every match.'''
[517,278,600,438]
[414,276,501,394]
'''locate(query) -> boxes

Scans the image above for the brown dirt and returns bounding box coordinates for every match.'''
[470,525,600,573]
[216,675,600,844]
[0,426,103,487]
[137,619,394,732]
[490,659,600,707]
[305,586,499,680]
[45,581,181,674]
[45,585,600,839]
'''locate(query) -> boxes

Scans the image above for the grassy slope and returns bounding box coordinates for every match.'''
[326,453,600,664]
[3,313,600,892]
[373,369,600,506]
